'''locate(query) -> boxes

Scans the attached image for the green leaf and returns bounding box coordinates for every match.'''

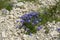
[0,0,12,11]
[5,4,12,11]
[23,22,37,34]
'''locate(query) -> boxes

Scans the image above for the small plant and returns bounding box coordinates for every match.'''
[5,3,13,11]
[47,0,60,22]
[19,11,42,34]
[0,0,12,11]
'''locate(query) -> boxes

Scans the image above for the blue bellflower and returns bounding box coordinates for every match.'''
[57,28,60,32]
[37,26,42,31]
[25,20,31,23]
[33,20,39,24]
[20,20,25,23]
[19,11,41,33]
[16,20,19,22]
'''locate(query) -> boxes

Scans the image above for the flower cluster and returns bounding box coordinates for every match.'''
[20,12,41,25]
[19,11,42,34]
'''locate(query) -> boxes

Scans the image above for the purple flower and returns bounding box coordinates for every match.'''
[16,20,19,22]
[19,16,25,19]
[28,20,30,22]
[20,12,38,20]
[34,15,38,18]
[16,25,19,28]
[57,28,60,32]
[1,9,7,14]
[29,33,32,36]
[32,23,35,25]
[20,20,25,23]
[20,14,28,19]
[35,20,39,23]
[26,20,31,22]
[37,26,42,31]
[26,17,30,20]
[28,15,32,18]
[33,20,39,24]
[24,14,28,17]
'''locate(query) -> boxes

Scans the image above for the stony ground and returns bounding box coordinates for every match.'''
[0,0,60,40]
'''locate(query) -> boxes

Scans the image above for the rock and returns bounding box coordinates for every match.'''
[2,31,7,37]
[50,31,59,37]
[16,2,24,7]
[1,8,9,15]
